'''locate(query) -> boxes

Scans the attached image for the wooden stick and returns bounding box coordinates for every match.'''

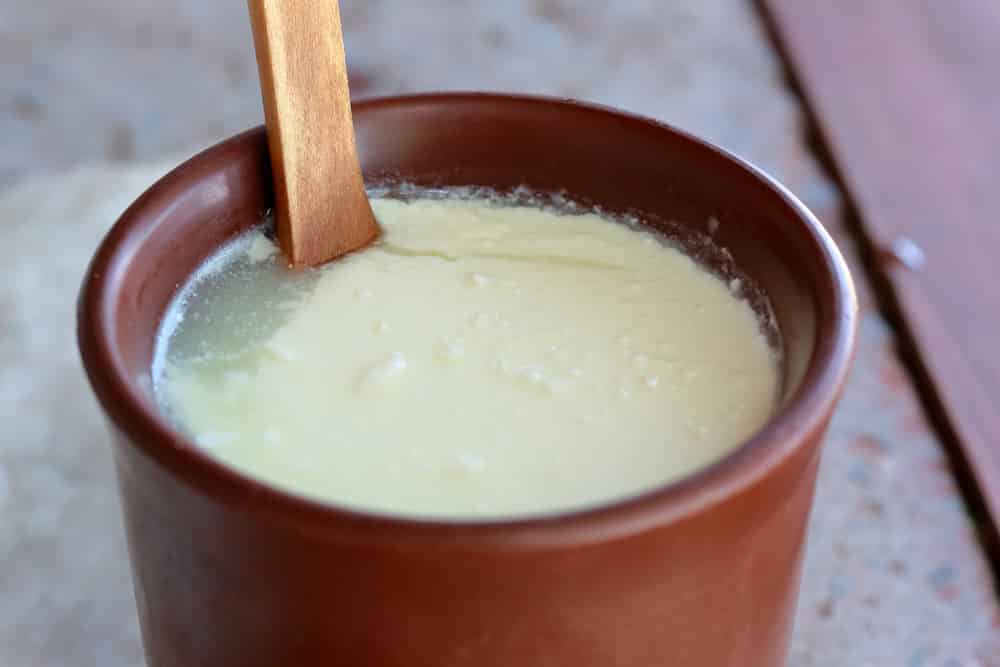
[247,0,380,267]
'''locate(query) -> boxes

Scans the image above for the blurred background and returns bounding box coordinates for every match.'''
[2,1,815,187]
[2,1,999,665]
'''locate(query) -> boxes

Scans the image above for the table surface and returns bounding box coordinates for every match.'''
[2,1,998,665]
[764,0,1000,542]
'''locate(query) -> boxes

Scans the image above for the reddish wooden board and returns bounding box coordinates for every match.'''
[762,0,1000,541]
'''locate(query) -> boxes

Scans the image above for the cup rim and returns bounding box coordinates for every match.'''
[78,92,857,549]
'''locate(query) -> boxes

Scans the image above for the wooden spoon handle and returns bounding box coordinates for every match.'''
[247,0,379,267]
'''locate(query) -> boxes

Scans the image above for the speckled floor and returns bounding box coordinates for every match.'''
[2,1,998,665]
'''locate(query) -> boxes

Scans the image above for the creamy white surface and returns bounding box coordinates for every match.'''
[156,197,779,517]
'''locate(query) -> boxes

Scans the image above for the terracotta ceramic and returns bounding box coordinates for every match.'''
[78,94,856,667]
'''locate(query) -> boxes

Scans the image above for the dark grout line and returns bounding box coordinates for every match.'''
[751,0,1000,591]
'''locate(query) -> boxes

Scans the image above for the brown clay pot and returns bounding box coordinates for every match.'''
[78,94,856,667]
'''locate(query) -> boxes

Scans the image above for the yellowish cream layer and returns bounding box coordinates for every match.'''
[157,197,778,517]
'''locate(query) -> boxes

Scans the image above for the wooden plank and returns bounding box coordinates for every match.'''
[761,0,1000,541]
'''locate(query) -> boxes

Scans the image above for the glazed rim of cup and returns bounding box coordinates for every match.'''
[79,93,857,550]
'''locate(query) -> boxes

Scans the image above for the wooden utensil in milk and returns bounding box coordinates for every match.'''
[247,0,380,267]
